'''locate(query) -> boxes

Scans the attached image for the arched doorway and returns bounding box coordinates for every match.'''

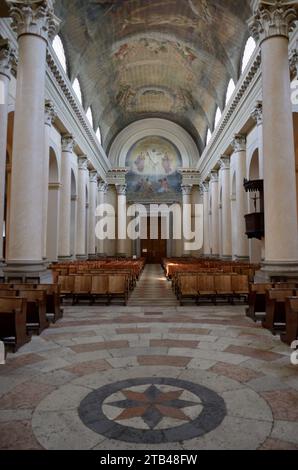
[46,148,60,262]
[248,149,262,263]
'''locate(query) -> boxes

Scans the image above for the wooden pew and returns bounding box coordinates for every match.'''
[247,283,273,322]
[108,275,129,306]
[263,288,296,334]
[280,297,298,346]
[232,275,249,301]
[178,275,198,305]
[0,297,29,352]
[58,275,75,301]
[73,276,92,304]
[197,275,216,304]
[90,275,109,305]
[214,275,233,303]
[18,290,48,335]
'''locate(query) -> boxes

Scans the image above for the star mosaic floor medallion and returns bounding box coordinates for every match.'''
[78,378,227,444]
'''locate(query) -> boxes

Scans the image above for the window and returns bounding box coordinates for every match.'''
[96,127,102,145]
[241,37,256,74]
[225,79,235,106]
[206,129,212,145]
[53,35,67,72]
[86,107,93,128]
[73,78,82,104]
[214,107,222,128]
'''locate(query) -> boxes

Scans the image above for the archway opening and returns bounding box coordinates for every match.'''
[46,148,59,262]
[70,169,77,257]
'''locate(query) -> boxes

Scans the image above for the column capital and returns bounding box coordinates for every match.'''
[181,185,193,196]
[7,0,60,43]
[98,182,109,193]
[290,48,298,77]
[78,156,88,171]
[116,184,127,196]
[200,181,209,193]
[248,1,298,44]
[0,38,17,79]
[61,134,75,153]
[89,171,98,183]
[232,134,246,152]
[251,101,263,125]
[219,155,230,170]
[44,99,56,126]
[210,171,219,183]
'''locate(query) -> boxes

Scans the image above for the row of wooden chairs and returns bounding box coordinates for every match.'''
[57,274,130,305]
[176,273,249,305]
[247,283,298,345]
[0,283,63,352]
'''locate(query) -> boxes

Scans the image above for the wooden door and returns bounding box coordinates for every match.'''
[141,217,167,264]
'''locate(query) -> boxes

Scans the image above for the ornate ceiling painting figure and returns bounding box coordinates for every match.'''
[126,136,182,203]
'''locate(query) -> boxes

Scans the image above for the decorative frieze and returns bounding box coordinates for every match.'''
[232,134,246,153]
[44,99,56,126]
[251,101,263,126]
[61,134,75,153]
[7,0,60,42]
[248,1,298,43]
[0,38,16,79]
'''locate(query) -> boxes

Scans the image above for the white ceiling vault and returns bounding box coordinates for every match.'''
[53,0,254,156]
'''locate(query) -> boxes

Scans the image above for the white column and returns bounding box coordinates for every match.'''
[43,100,56,260]
[232,134,249,260]
[88,171,98,258]
[249,1,298,276]
[219,157,232,259]
[116,184,127,257]
[181,185,193,256]
[58,134,74,260]
[210,171,219,257]
[0,40,15,265]
[76,156,88,259]
[5,0,59,276]
[97,182,108,257]
[201,182,211,257]
[251,101,264,179]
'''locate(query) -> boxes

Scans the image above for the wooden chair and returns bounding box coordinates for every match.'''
[178,275,198,305]
[214,275,233,303]
[280,297,298,345]
[73,275,92,304]
[232,275,249,301]
[263,288,295,334]
[90,275,109,305]
[18,290,48,335]
[197,275,216,304]
[58,275,75,300]
[0,297,29,351]
[108,275,128,305]
[246,283,273,322]
[35,284,62,323]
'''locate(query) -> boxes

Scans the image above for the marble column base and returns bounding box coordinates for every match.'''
[88,253,97,260]
[3,260,46,280]
[116,253,127,258]
[221,255,232,260]
[96,253,107,258]
[261,260,298,281]
[76,255,88,261]
[58,255,73,262]
[234,256,250,262]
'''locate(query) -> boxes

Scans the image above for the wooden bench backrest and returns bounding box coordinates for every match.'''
[179,275,197,294]
[267,288,295,301]
[0,297,25,311]
[58,276,75,292]
[108,275,127,294]
[232,275,249,292]
[214,275,232,293]
[74,276,92,293]
[286,297,298,312]
[18,290,46,302]
[250,283,273,293]
[197,275,215,292]
[91,275,108,294]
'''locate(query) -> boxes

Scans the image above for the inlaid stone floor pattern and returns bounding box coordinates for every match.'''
[0,301,298,449]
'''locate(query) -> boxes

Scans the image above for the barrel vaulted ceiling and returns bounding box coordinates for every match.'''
[54,0,254,154]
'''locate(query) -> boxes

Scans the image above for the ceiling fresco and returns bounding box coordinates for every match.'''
[54,0,254,154]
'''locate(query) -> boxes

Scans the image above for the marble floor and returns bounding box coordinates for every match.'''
[0,300,297,450]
